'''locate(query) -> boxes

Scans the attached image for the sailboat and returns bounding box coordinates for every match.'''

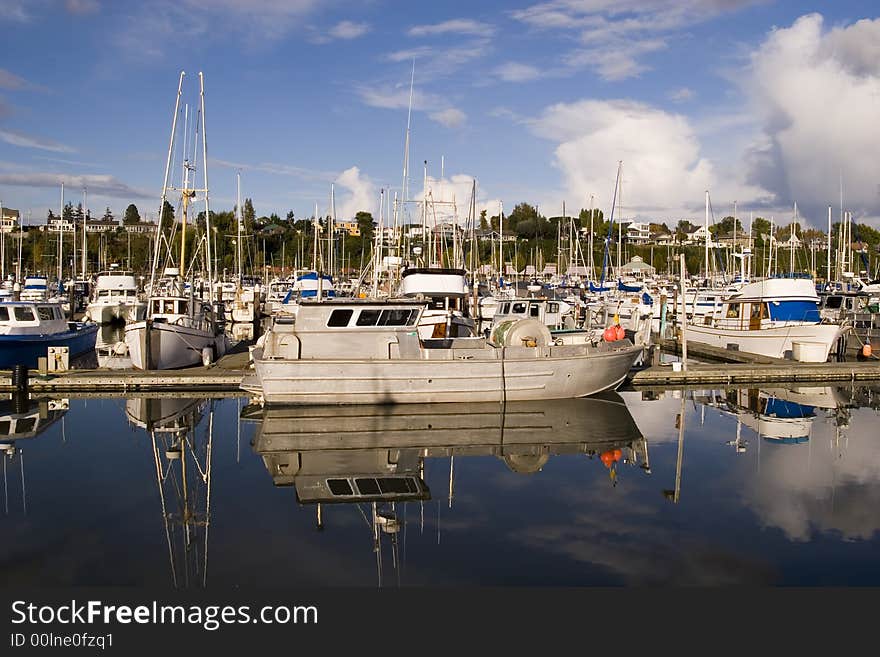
[125,72,229,370]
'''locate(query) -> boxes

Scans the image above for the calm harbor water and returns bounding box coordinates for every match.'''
[1,385,879,587]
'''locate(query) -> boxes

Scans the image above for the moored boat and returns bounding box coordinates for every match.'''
[242,298,643,405]
[683,278,843,362]
[0,301,98,368]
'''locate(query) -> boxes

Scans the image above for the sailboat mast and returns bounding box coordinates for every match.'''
[82,188,87,277]
[59,182,64,284]
[150,71,186,297]
[236,172,242,284]
[704,190,709,280]
[200,72,212,293]
[401,61,414,211]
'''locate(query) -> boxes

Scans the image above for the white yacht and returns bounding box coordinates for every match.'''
[85,265,146,324]
[684,278,843,362]
[20,275,48,302]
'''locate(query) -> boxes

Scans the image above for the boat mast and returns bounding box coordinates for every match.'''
[150,71,186,297]
[81,187,87,277]
[704,190,709,281]
[588,194,594,279]
[0,197,4,280]
[200,71,212,296]
[236,171,242,285]
[59,182,64,284]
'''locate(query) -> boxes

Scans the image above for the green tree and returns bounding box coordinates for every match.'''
[124,204,140,224]
[160,200,175,225]
[243,198,255,225]
[479,209,488,231]
[752,217,771,245]
[356,211,375,242]
[102,206,114,222]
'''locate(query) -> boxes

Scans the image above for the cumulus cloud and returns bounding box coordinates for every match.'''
[334,166,375,219]
[530,99,716,216]
[740,13,880,224]
[429,108,466,128]
[0,129,75,153]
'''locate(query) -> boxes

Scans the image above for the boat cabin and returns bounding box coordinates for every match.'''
[492,297,575,330]
[0,301,70,335]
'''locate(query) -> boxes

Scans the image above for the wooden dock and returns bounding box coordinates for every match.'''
[2,343,878,394]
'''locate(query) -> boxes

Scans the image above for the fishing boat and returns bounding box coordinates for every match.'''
[85,265,146,324]
[0,301,98,368]
[683,278,843,362]
[242,298,644,405]
[124,71,229,370]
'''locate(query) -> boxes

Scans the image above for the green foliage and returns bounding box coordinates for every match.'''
[356,211,375,242]
[124,204,140,224]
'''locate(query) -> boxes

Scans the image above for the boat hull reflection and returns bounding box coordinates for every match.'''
[248,393,647,502]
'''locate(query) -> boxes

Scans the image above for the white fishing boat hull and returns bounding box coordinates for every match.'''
[125,320,230,370]
[684,323,842,361]
[86,300,146,324]
[246,341,643,405]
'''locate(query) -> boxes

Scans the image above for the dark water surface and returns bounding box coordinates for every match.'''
[1,385,879,587]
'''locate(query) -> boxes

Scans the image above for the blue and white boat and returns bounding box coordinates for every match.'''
[684,278,843,362]
[20,275,48,302]
[0,301,98,368]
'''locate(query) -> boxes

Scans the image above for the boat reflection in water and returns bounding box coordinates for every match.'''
[246,393,648,585]
[126,396,213,588]
[1,394,69,515]
[694,386,849,449]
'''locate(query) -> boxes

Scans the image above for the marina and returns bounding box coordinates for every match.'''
[2,2,880,611]
[2,384,879,587]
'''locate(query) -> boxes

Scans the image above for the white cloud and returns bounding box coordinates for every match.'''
[669,87,695,103]
[740,13,880,224]
[429,108,466,128]
[407,18,495,37]
[65,0,99,14]
[0,171,151,199]
[0,1,30,22]
[328,20,369,39]
[334,166,375,219]
[512,1,759,83]
[0,129,75,153]
[0,68,27,89]
[494,62,541,82]
[530,99,716,216]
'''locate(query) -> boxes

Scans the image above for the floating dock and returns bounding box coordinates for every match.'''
[2,345,879,394]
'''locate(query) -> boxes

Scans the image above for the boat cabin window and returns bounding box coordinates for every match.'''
[355,308,417,327]
[512,302,527,314]
[0,307,8,321]
[14,307,35,322]
[548,302,559,313]
[37,306,54,321]
[750,303,766,319]
[529,304,540,317]
[824,296,842,309]
[500,303,510,314]
[0,420,9,435]
[327,479,353,496]
[177,300,189,315]
[726,303,741,318]
[379,309,416,326]
[17,417,36,433]
[356,309,381,326]
[54,307,63,319]
[327,309,354,327]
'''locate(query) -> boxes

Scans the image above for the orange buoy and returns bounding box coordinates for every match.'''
[614,324,626,341]
[603,326,617,342]
[863,343,873,358]
[600,450,615,468]
[612,448,622,462]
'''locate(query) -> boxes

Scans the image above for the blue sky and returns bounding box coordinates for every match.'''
[1,0,879,230]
